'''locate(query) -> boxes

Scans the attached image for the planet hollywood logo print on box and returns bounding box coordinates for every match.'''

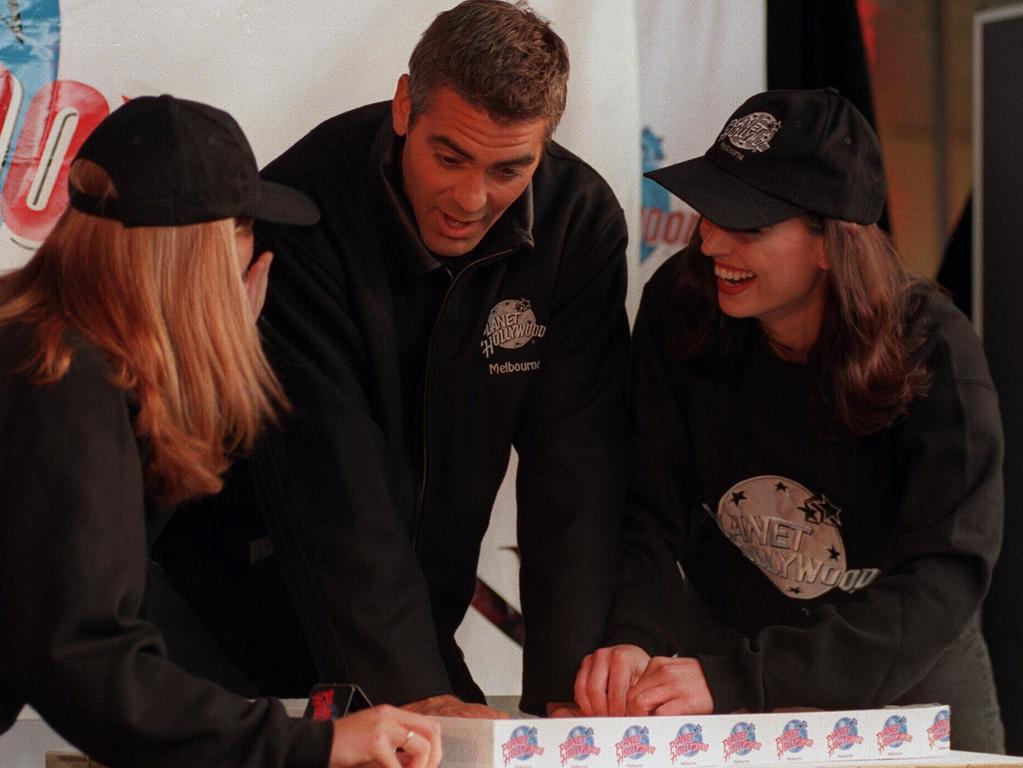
[712,476,881,600]
[775,719,814,759]
[826,717,864,756]
[722,722,762,761]
[502,725,544,765]
[669,723,710,764]
[559,726,601,766]
[481,298,546,372]
[615,725,656,765]
[876,715,913,752]
[927,709,951,747]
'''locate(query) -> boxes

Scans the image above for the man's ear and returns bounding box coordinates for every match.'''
[392,74,412,137]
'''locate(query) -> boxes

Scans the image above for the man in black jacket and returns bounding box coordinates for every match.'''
[155,0,628,718]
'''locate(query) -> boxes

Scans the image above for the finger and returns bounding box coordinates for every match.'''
[626,680,674,717]
[585,652,613,716]
[606,655,634,717]
[398,729,431,768]
[404,717,442,768]
[574,654,594,715]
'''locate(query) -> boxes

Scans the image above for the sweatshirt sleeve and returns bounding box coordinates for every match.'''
[244,218,454,707]
[702,305,1005,712]
[605,267,694,657]
[514,202,630,714]
[0,341,332,768]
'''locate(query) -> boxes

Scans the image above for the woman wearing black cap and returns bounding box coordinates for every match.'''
[573,89,1004,752]
[0,96,441,768]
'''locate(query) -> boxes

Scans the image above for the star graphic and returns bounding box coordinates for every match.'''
[798,502,819,523]
[827,546,841,560]
[789,586,802,594]
[775,481,788,492]
[731,491,746,506]
[816,495,843,527]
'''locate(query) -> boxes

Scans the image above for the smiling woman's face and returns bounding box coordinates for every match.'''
[699,215,829,359]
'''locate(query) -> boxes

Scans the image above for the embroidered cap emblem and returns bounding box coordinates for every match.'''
[718,111,781,153]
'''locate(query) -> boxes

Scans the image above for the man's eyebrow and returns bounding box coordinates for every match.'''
[429,134,537,167]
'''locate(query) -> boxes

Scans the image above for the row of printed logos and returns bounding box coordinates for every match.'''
[488,705,950,768]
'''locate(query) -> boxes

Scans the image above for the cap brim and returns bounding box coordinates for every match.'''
[243,180,320,226]
[645,156,805,230]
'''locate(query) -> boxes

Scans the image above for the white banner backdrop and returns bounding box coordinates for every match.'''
[0,0,761,698]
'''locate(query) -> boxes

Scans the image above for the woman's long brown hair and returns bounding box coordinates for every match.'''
[0,160,287,506]
[669,217,931,438]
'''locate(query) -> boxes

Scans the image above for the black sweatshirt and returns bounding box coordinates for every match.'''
[610,251,1003,726]
[0,327,332,767]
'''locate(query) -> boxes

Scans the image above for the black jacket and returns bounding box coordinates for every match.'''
[609,254,1003,746]
[0,327,332,767]
[163,101,629,715]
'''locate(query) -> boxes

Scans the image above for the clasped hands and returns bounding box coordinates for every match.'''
[559,644,714,717]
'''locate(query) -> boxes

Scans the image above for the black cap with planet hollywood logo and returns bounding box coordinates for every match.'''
[644,88,886,230]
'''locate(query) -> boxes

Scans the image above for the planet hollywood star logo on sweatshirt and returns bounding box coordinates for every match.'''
[502,725,544,765]
[712,476,881,600]
[775,719,814,759]
[670,723,710,764]
[481,298,547,360]
[827,717,864,756]
[615,725,656,765]
[927,710,951,747]
[560,725,601,765]
[876,715,913,752]
[723,722,762,761]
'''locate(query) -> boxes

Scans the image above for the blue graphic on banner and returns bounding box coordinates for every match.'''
[0,0,60,222]
[640,126,667,263]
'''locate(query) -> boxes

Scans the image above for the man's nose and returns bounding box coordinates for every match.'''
[452,172,487,214]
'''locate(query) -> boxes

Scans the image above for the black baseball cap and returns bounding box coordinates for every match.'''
[645,88,885,230]
[69,94,319,228]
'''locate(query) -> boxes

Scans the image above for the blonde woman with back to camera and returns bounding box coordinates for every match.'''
[0,95,441,768]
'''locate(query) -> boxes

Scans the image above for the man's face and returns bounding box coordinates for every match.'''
[392,75,547,257]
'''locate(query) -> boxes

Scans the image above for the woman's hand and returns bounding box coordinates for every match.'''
[328,704,442,768]
[625,656,713,716]
[573,644,651,716]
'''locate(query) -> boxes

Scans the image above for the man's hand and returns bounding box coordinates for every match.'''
[625,656,713,716]
[546,701,582,717]
[573,644,651,716]
[402,693,509,719]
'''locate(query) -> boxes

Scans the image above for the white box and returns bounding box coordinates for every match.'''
[435,705,950,768]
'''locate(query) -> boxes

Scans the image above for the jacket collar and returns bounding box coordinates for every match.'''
[368,103,535,285]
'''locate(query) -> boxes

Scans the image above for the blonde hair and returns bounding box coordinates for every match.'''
[0,159,286,506]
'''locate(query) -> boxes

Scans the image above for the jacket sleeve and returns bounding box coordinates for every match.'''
[249,220,453,706]
[0,343,332,768]
[513,205,630,714]
[604,274,693,658]
[701,313,1005,712]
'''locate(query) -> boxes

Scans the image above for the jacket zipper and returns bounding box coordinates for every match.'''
[414,248,514,551]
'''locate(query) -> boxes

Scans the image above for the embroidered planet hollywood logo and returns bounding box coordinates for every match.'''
[775,720,814,758]
[481,298,546,359]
